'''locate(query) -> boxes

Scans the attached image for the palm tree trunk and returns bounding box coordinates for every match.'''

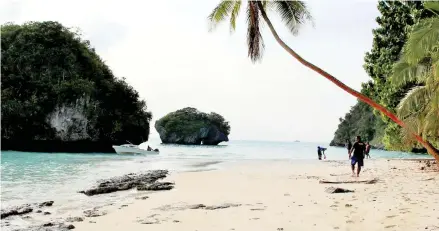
[256,2,439,163]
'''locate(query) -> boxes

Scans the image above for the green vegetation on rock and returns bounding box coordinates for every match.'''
[155,107,230,145]
[1,21,152,146]
[156,107,230,137]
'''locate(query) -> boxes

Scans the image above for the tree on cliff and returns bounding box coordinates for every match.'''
[1,21,152,146]
[155,107,230,145]
[207,0,439,160]
[391,1,439,151]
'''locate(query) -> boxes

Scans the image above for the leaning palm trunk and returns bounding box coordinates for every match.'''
[256,2,439,163]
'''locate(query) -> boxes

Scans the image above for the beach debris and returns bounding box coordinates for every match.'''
[319,178,378,184]
[203,203,241,210]
[79,170,172,196]
[155,203,242,211]
[137,214,161,224]
[65,217,84,222]
[135,196,149,200]
[137,182,174,191]
[325,187,354,194]
[83,208,107,217]
[345,204,352,207]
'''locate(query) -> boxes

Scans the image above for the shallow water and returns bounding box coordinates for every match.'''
[0,139,428,229]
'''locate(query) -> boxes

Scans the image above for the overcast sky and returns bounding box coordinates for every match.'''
[1,0,380,143]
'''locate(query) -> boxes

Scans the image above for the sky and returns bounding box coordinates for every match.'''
[1,0,380,143]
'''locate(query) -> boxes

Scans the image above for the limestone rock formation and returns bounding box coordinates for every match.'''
[155,107,230,145]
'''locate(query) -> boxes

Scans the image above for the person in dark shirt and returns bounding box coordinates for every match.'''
[346,139,352,154]
[349,136,366,177]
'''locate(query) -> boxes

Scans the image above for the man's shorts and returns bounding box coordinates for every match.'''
[351,156,364,167]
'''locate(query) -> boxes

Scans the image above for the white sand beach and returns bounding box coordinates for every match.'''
[73,159,439,231]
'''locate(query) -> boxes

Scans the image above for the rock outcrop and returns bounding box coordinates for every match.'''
[1,21,152,153]
[1,201,54,219]
[155,107,230,145]
[78,170,173,196]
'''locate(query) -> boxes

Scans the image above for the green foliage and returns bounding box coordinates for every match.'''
[330,102,378,146]
[208,0,312,62]
[1,21,152,144]
[391,2,439,148]
[156,107,230,137]
[332,1,436,152]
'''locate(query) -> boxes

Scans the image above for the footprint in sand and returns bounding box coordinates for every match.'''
[386,215,397,219]
[384,225,396,228]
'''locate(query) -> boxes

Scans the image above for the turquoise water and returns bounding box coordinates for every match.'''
[0,139,428,229]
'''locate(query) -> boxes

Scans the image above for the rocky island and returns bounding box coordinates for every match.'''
[155,107,230,145]
[1,21,152,153]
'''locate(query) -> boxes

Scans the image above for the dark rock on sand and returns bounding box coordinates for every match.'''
[39,201,54,207]
[1,200,55,219]
[79,170,171,196]
[137,182,174,191]
[13,222,75,231]
[65,217,84,222]
[1,204,33,219]
[43,212,51,215]
[83,208,107,217]
[325,187,354,194]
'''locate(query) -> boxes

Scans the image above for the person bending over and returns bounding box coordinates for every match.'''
[349,136,365,177]
[365,142,371,159]
[317,146,327,160]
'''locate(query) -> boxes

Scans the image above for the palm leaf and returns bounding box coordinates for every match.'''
[404,18,439,64]
[208,0,237,32]
[391,59,430,87]
[397,85,429,118]
[246,1,264,62]
[424,1,439,15]
[271,0,313,35]
[229,1,242,32]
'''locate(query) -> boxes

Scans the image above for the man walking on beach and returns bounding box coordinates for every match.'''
[349,136,366,177]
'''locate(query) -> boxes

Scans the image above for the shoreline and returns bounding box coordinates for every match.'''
[2,159,437,231]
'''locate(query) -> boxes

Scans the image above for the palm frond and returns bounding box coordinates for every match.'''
[423,108,439,137]
[246,1,264,62]
[271,0,313,35]
[229,1,242,32]
[208,1,237,32]
[397,85,429,118]
[391,59,430,87]
[433,54,439,79]
[404,18,439,64]
[424,1,439,15]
